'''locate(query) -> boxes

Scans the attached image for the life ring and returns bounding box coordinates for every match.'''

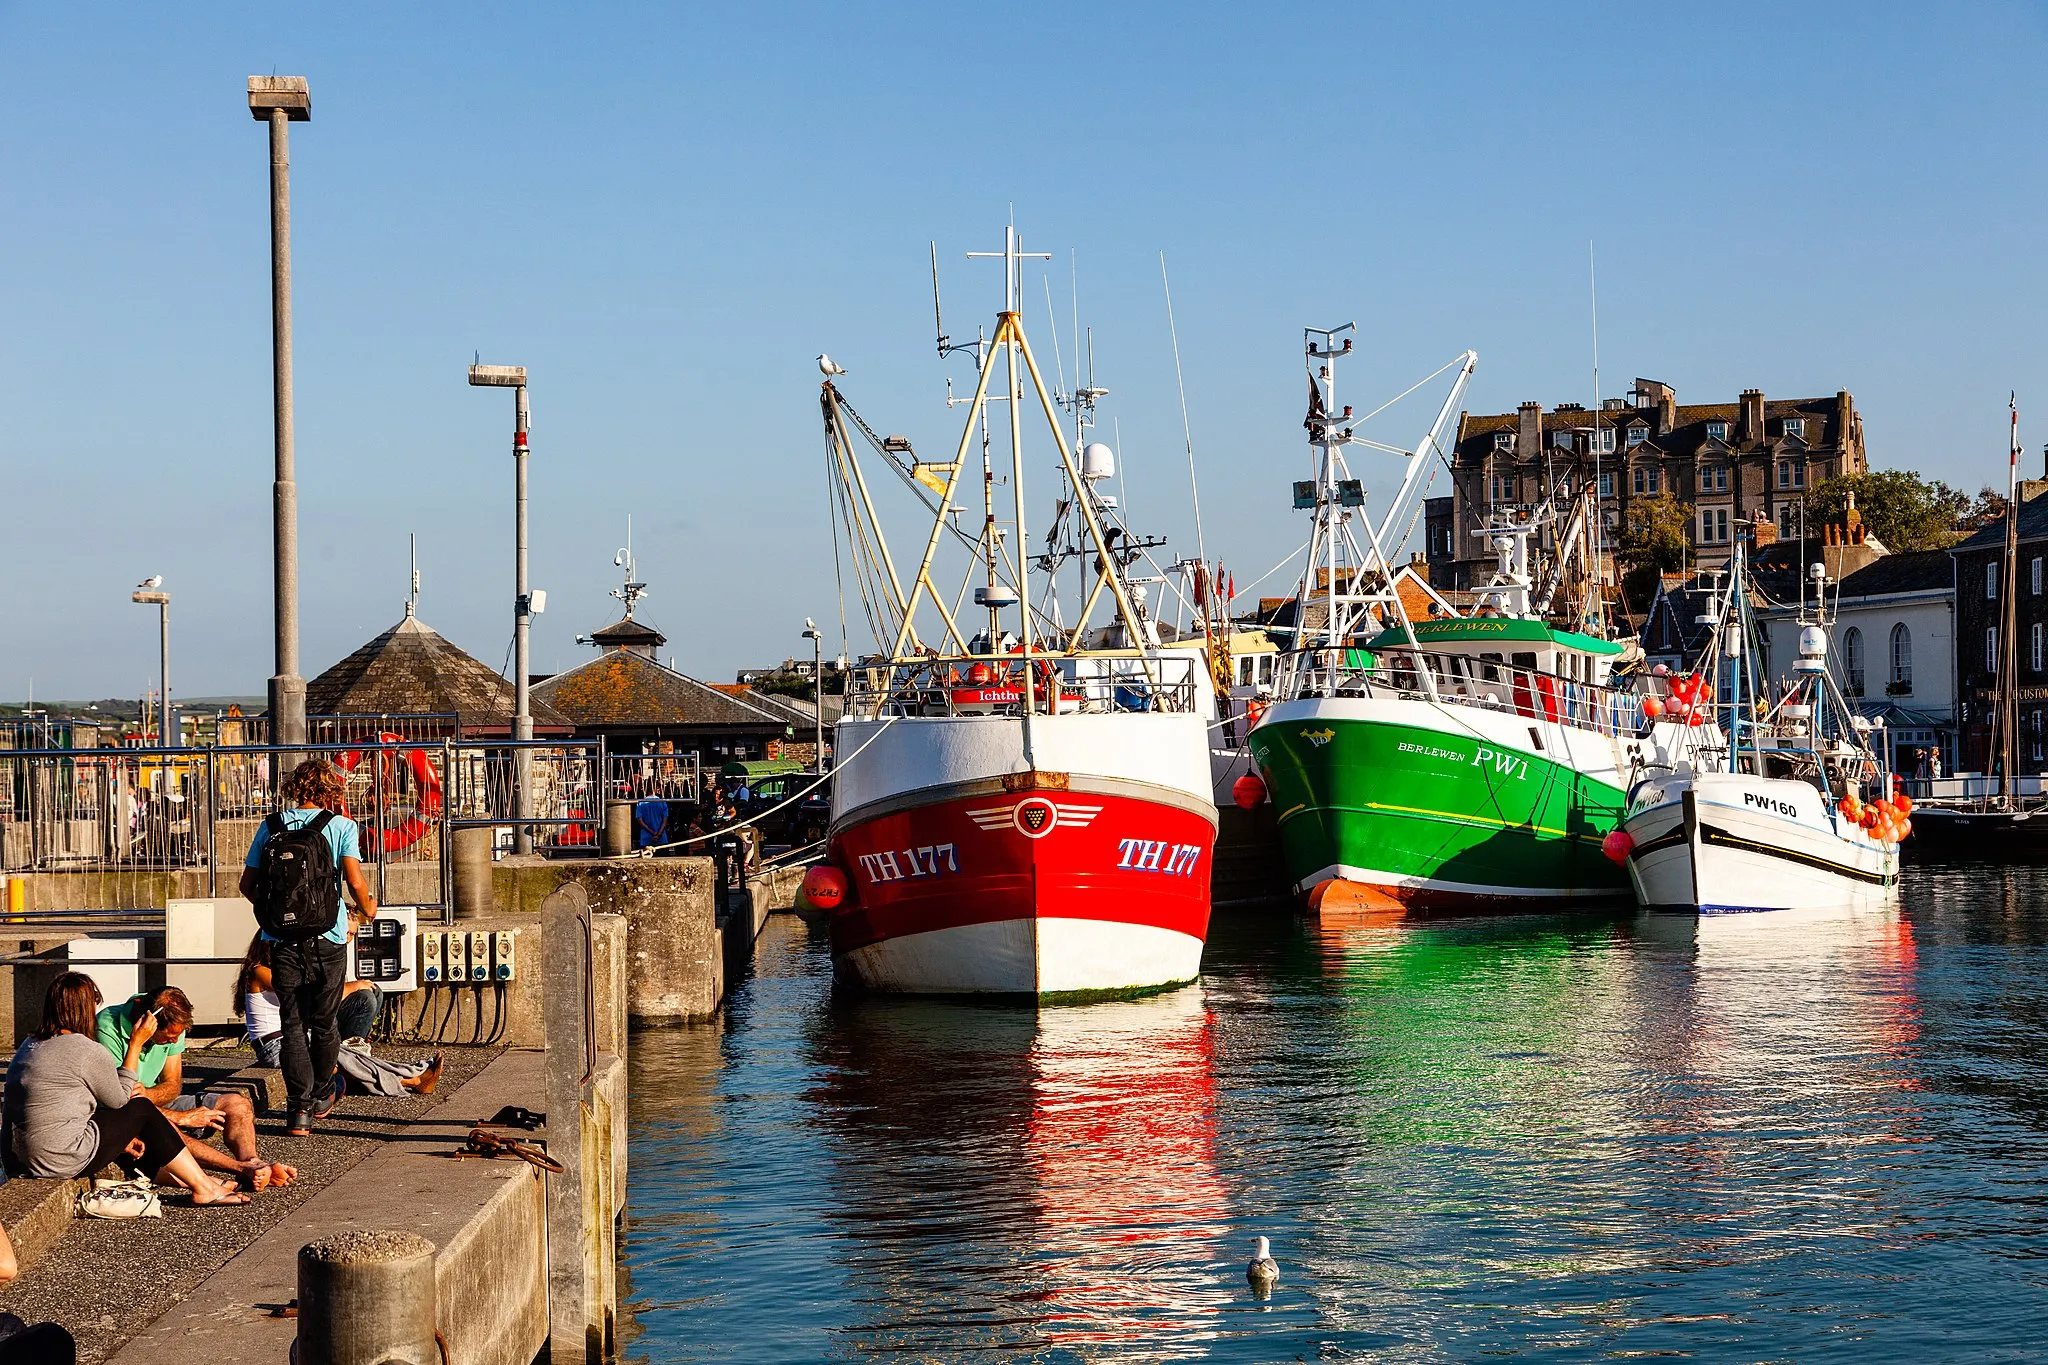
[335,733,444,853]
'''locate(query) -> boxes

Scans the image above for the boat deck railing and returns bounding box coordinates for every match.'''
[1276,650,1644,740]
[845,654,1201,721]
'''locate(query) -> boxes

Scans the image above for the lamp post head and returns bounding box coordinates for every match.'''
[247,76,311,122]
[131,591,169,607]
[468,365,527,388]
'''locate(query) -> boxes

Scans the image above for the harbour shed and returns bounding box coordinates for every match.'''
[305,606,573,741]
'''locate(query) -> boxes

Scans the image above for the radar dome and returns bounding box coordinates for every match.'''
[1081,443,1115,481]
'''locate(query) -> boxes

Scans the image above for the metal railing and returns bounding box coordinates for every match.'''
[1276,648,1644,740]
[845,653,1202,721]
[0,738,613,920]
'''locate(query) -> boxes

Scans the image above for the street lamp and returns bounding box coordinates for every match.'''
[469,363,536,854]
[802,619,824,773]
[248,75,311,755]
[132,583,170,746]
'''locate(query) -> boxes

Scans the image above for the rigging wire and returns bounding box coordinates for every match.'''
[1160,253,1207,564]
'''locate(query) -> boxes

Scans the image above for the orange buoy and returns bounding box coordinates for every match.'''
[1601,829,1634,864]
[1232,773,1268,810]
[1641,696,1664,720]
[801,864,851,911]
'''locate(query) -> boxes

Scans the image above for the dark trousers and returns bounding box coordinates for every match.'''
[85,1097,184,1178]
[273,937,347,1113]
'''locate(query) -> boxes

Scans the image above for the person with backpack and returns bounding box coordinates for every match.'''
[239,759,378,1136]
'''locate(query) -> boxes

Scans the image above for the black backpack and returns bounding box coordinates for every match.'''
[255,810,341,942]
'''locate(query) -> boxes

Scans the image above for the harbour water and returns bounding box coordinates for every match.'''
[622,866,2048,1361]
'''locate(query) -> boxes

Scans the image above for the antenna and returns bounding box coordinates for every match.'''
[406,532,420,616]
[930,241,948,357]
[1161,252,1207,563]
[1588,240,1607,634]
[611,515,648,617]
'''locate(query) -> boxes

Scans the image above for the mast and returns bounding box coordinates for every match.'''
[1999,395,2023,799]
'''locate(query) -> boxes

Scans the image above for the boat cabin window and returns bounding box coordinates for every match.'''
[1478,651,1503,682]
[1511,651,1539,673]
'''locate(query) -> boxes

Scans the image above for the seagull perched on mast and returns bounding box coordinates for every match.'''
[817,354,848,377]
[137,575,162,590]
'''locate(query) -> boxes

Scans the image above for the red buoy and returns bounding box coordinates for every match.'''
[801,864,850,911]
[1641,696,1664,720]
[1601,829,1634,864]
[1232,772,1268,810]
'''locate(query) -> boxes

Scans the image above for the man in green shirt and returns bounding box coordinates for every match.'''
[96,986,295,1190]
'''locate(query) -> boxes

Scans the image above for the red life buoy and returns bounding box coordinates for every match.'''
[335,733,445,853]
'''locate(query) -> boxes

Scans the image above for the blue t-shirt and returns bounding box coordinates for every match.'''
[245,806,361,944]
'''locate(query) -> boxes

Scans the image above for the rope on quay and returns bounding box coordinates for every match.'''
[632,714,901,857]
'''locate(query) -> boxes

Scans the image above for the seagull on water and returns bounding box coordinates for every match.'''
[1247,1236,1278,1295]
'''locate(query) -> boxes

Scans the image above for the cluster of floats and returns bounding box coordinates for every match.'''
[797,223,1943,1002]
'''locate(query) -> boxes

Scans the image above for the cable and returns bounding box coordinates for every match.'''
[635,714,900,855]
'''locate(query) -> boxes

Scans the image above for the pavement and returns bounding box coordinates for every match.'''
[0,1039,514,1364]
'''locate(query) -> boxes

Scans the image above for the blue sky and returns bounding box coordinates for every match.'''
[6,2,2048,702]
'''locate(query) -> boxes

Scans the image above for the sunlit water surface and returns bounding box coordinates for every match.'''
[621,866,2048,1361]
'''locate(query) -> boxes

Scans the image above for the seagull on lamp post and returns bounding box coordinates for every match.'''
[137,575,163,590]
[817,354,848,377]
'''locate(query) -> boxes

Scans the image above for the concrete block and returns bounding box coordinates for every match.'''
[745,861,810,914]
[542,881,618,1363]
[214,1063,287,1115]
[494,857,721,1024]
[0,1177,84,1276]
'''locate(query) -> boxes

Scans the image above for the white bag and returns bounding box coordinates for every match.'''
[78,1176,162,1220]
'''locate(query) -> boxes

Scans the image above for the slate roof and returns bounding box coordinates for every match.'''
[306,612,571,732]
[532,650,788,730]
[1950,496,2048,553]
[1836,549,1955,597]
[1456,393,1852,466]
[587,615,667,649]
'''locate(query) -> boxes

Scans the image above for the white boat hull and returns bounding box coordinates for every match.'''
[1624,772,1899,915]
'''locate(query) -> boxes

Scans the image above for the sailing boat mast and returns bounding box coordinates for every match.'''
[1998,395,2023,799]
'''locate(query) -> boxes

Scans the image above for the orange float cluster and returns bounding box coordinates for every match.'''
[1642,674,1709,727]
[1838,791,1912,843]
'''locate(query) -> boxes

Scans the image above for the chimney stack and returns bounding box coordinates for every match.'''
[1517,401,1541,458]
[1740,389,1765,442]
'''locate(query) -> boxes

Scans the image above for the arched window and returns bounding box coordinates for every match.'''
[1890,624,1912,691]
[1843,627,1864,696]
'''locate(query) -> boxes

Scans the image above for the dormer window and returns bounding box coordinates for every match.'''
[1783,417,1806,439]
[1552,429,1574,450]
[1705,421,1728,441]
[1593,428,1616,454]
[1626,424,1649,447]
[1493,431,1515,452]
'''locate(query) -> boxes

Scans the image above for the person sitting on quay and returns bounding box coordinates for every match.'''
[233,934,442,1098]
[5,972,252,1206]
[240,759,377,1136]
[94,986,296,1191]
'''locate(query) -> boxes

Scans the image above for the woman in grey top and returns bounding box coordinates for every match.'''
[4,973,249,1204]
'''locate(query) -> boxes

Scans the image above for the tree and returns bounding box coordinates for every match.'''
[1802,470,1979,552]
[1614,493,1695,612]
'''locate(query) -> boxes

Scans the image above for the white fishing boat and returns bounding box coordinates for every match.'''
[1620,545,1904,914]
[804,227,1219,999]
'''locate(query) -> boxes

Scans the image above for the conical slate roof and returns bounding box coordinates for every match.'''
[307,611,570,731]
[588,615,666,649]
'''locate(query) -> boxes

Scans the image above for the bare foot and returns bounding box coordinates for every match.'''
[244,1163,271,1192]
[268,1162,298,1187]
[404,1054,444,1097]
[192,1179,252,1207]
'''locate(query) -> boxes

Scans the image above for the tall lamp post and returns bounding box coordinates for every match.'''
[469,364,535,854]
[132,584,170,746]
[248,76,311,756]
[802,619,824,773]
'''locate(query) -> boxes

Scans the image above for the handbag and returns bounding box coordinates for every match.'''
[78,1176,162,1220]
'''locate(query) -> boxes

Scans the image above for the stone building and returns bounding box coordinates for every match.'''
[1949,487,2048,773]
[1435,380,1869,589]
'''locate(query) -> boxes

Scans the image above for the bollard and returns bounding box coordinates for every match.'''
[602,800,633,858]
[297,1229,437,1365]
[4,877,22,921]
[451,825,494,919]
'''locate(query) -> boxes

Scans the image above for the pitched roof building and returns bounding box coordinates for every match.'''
[533,614,792,760]
[1434,379,1868,589]
[305,608,571,738]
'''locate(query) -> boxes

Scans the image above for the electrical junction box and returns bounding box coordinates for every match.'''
[348,906,417,994]
[448,930,472,984]
[492,931,516,981]
[420,930,443,984]
[467,931,490,985]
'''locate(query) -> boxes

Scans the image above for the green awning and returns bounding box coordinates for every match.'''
[1363,617,1625,656]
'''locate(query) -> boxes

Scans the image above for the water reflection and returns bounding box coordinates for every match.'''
[628,878,2048,1362]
